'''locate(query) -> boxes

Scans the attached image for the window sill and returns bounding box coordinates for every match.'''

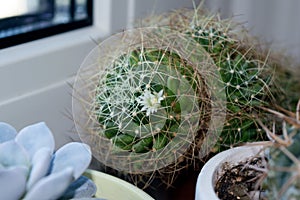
[0,25,108,148]
[0,25,108,103]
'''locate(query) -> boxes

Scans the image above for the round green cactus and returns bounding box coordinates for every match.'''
[140,6,299,152]
[187,23,274,150]
[72,27,226,183]
[95,48,201,154]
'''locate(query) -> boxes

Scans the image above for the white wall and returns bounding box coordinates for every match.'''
[0,23,104,149]
[0,0,198,148]
[205,0,300,63]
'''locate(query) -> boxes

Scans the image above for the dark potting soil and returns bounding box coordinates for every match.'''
[215,157,265,200]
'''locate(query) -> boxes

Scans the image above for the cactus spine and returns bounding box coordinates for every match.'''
[259,100,300,200]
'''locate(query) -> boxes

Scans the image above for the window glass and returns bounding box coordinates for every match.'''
[0,0,93,49]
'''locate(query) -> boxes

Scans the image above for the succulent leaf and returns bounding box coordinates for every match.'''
[0,140,30,169]
[50,142,92,180]
[24,167,74,200]
[0,167,27,200]
[27,148,52,190]
[60,176,97,199]
[15,122,55,159]
[0,122,17,143]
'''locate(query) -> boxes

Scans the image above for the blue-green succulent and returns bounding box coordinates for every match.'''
[0,122,96,200]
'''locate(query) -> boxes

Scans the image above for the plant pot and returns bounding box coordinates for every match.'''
[83,169,154,200]
[195,143,264,200]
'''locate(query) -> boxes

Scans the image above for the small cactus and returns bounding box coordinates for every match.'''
[258,99,300,199]
[72,27,226,186]
[140,6,300,151]
[95,48,202,154]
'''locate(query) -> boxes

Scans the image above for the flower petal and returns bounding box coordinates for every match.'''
[15,122,55,159]
[60,176,97,199]
[0,140,30,168]
[24,167,74,200]
[50,142,91,180]
[27,148,52,190]
[146,109,151,116]
[158,89,164,97]
[0,122,17,143]
[0,166,27,200]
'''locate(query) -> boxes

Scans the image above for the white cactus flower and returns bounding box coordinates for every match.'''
[137,89,164,116]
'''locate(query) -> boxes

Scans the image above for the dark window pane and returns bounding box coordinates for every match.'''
[0,0,93,49]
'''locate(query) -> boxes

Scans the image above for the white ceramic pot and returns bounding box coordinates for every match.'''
[83,169,154,200]
[195,144,264,200]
